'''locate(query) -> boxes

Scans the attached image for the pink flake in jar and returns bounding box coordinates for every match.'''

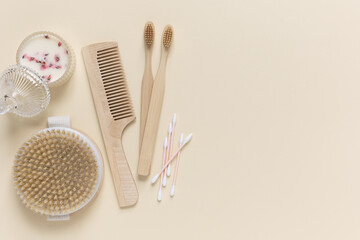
[17,31,75,88]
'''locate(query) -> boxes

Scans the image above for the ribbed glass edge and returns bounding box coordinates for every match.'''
[0,65,50,118]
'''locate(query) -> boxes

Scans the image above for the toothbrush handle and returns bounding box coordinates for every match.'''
[140,50,153,150]
[138,55,167,176]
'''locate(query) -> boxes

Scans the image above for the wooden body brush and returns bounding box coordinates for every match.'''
[13,116,103,220]
[138,25,174,176]
[140,22,155,150]
[82,42,138,207]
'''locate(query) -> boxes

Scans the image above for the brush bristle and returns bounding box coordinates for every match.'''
[144,22,154,46]
[13,129,100,216]
[162,25,173,48]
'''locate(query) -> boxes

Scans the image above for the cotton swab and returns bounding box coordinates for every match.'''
[158,138,167,201]
[167,113,176,177]
[170,133,183,197]
[157,187,162,201]
[162,171,167,187]
[162,122,172,187]
[152,133,192,184]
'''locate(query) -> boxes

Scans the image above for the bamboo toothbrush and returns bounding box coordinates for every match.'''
[170,133,183,197]
[82,42,138,207]
[140,22,155,150]
[138,25,174,176]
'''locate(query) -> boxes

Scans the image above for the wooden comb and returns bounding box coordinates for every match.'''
[82,42,138,207]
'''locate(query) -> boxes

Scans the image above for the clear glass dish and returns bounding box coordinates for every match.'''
[0,65,50,117]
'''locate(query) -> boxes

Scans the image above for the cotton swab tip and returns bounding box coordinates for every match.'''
[180,133,184,145]
[169,122,172,134]
[157,188,162,201]
[151,174,159,184]
[162,175,167,187]
[164,138,168,148]
[172,113,176,125]
[184,133,193,144]
[170,185,175,197]
[166,164,171,176]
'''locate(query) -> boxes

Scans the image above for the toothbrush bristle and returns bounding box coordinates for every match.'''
[144,22,154,46]
[162,25,173,48]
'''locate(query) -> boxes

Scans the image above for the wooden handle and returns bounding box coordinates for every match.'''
[138,54,168,176]
[140,50,154,150]
[106,135,138,207]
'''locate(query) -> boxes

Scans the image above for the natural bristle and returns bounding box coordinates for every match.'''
[163,25,173,48]
[13,129,100,216]
[144,22,154,46]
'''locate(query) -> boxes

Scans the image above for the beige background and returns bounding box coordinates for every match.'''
[0,0,360,239]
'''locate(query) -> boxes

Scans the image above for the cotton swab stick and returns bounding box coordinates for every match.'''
[152,133,192,184]
[167,114,176,177]
[158,138,168,201]
[162,122,172,187]
[170,133,183,197]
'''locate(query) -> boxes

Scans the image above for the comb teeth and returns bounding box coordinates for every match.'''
[163,25,173,48]
[144,22,154,46]
[96,47,134,121]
